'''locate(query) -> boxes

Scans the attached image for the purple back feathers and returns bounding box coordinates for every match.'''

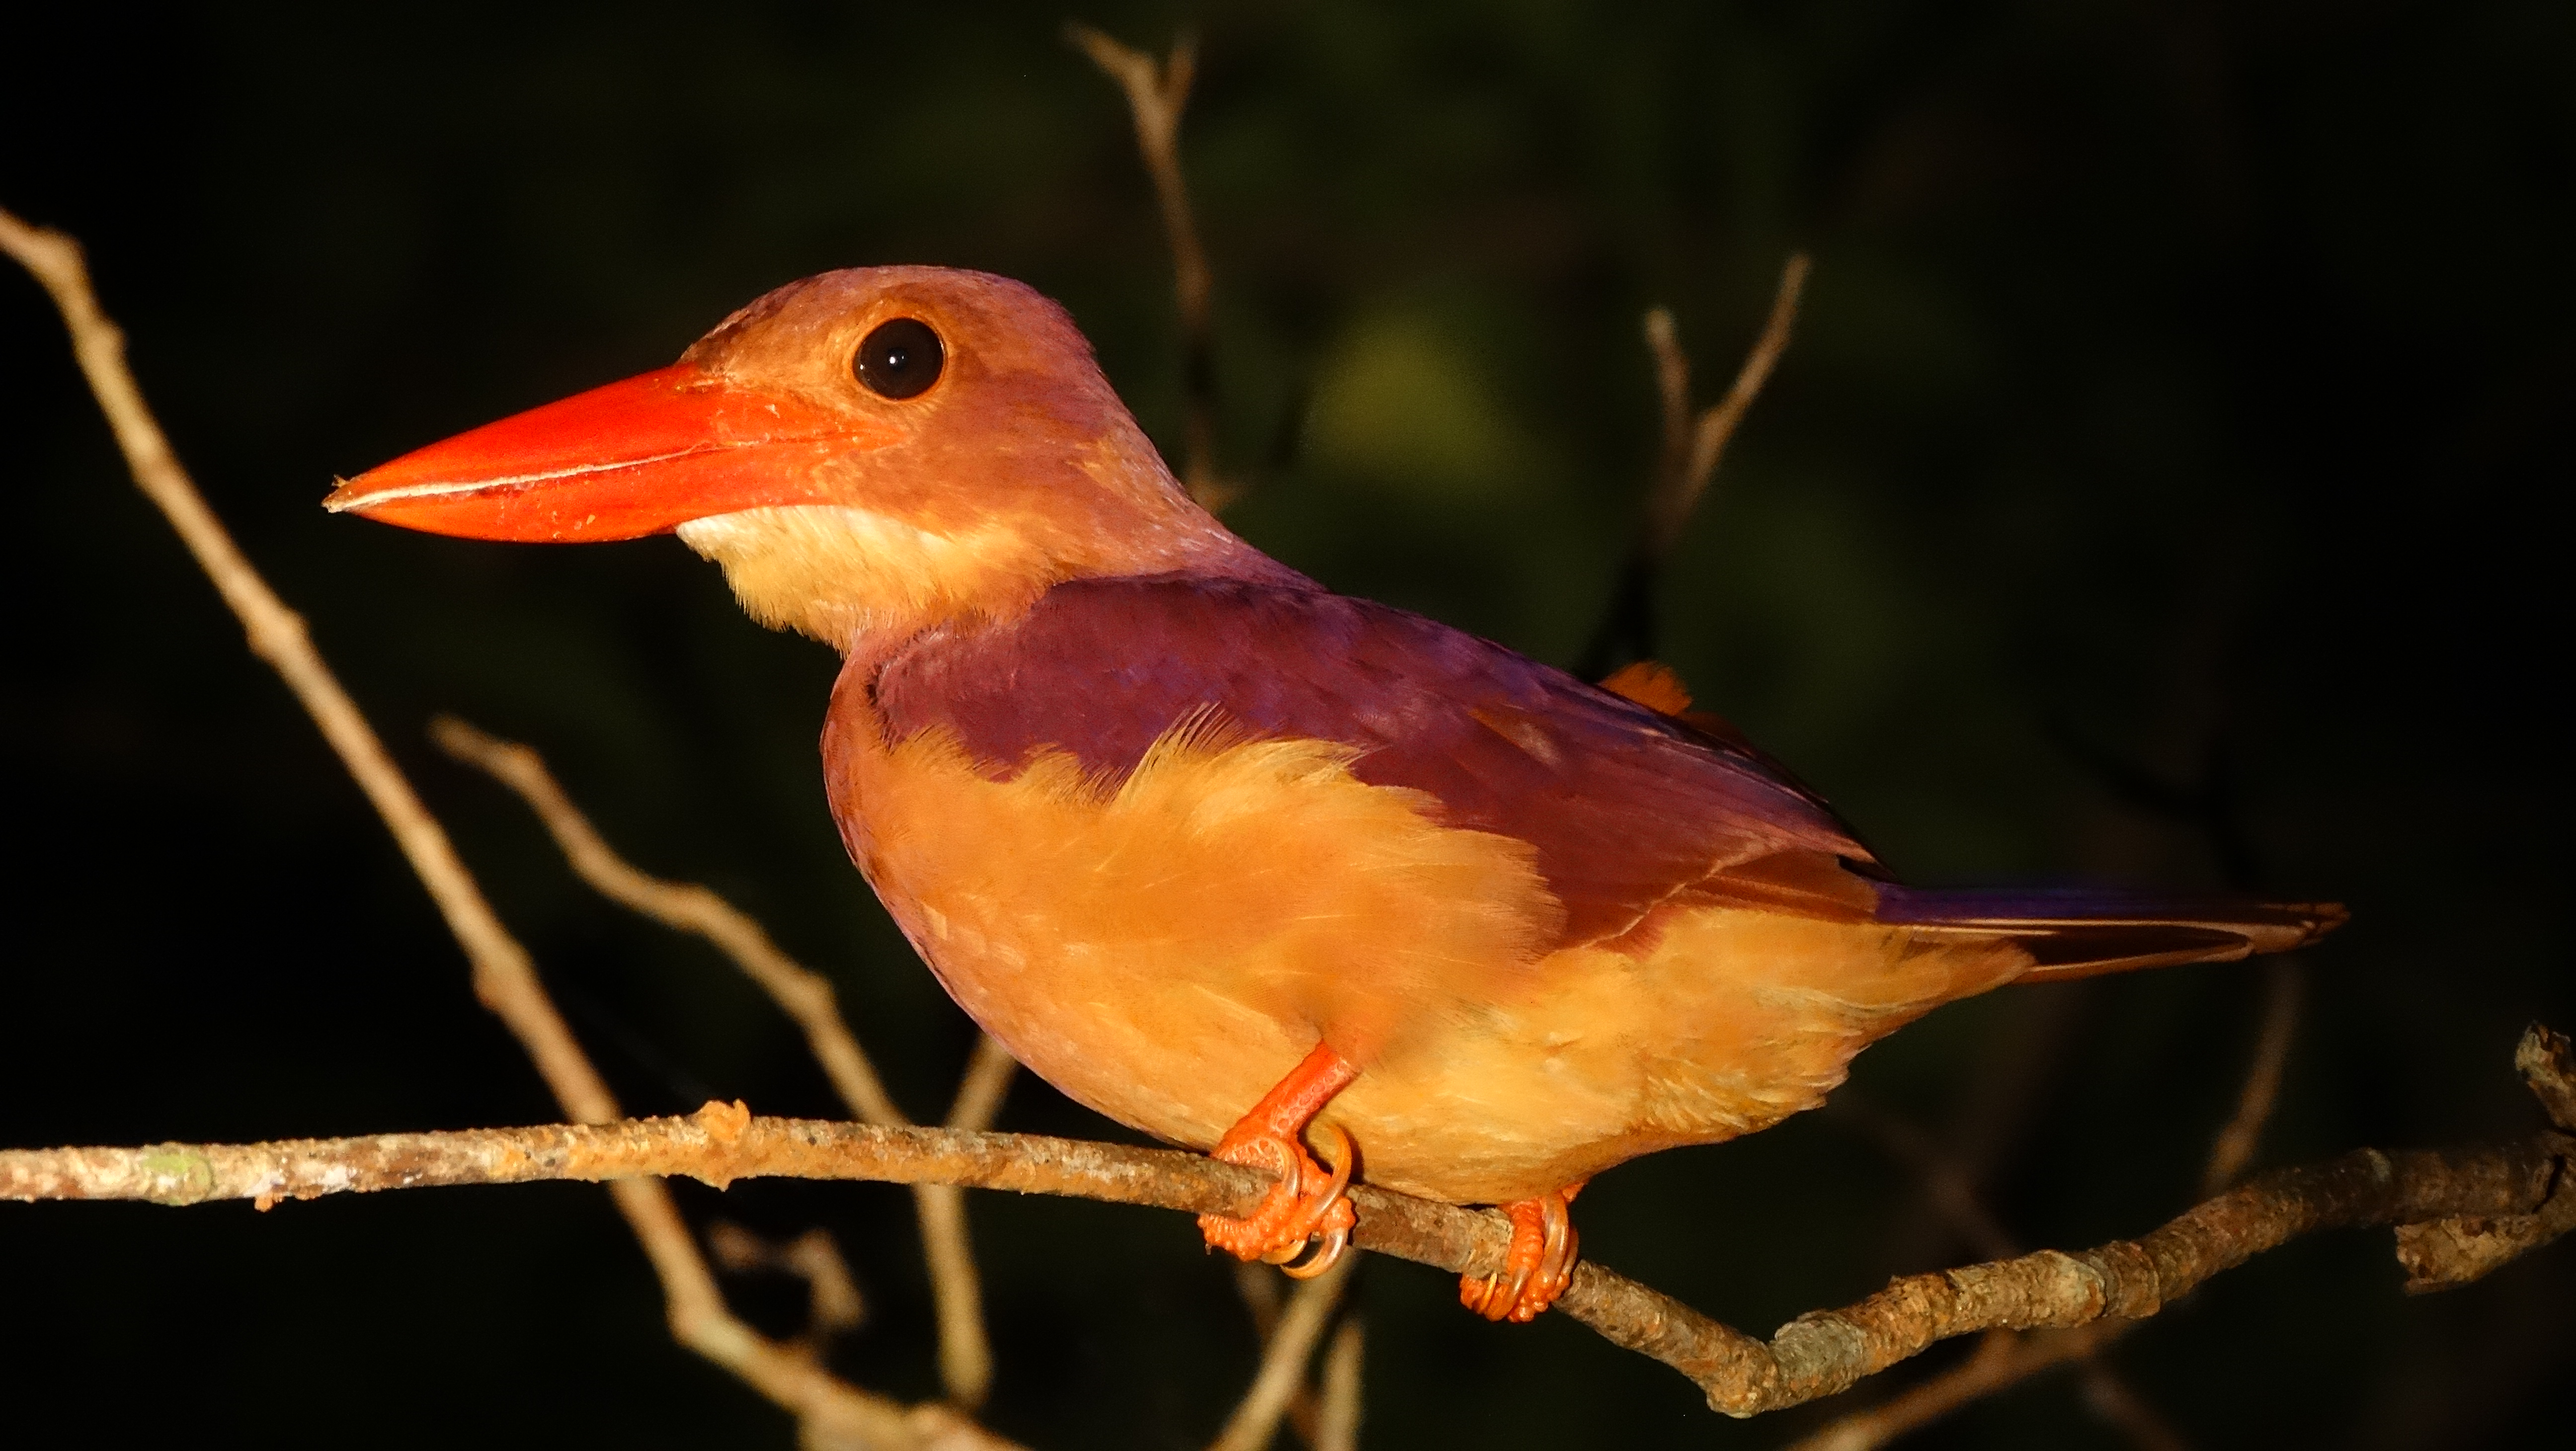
[871,575,1867,946]
[865,574,2342,967]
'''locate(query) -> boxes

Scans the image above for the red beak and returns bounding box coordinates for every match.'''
[324,364,900,542]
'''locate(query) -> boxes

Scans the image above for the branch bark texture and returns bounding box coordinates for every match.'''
[11,1098,2569,1418]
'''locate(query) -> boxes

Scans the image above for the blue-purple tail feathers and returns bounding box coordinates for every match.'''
[1874,885,2346,981]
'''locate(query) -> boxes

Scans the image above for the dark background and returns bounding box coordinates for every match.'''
[2,3,2568,1447]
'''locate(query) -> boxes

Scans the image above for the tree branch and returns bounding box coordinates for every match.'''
[2201,959,2304,1198]
[430,714,1006,1409]
[1067,22,1236,510]
[433,717,906,1126]
[1229,1259,1329,1444]
[1650,254,1810,559]
[1207,1253,1356,1451]
[1579,252,1810,678]
[1819,1096,2177,1450]
[1812,952,2304,1447]
[710,1221,869,1341]
[0,209,608,1126]
[1,206,1015,1451]
[10,1070,2571,1418]
[1313,1316,1365,1451]
[2392,1024,2576,1292]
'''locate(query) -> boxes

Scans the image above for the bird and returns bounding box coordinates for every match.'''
[326,266,2344,1323]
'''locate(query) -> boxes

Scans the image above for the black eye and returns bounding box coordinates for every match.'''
[853,318,945,400]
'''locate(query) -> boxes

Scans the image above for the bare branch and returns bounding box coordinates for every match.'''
[2393,1023,2576,1292]
[1579,252,1810,677]
[1789,1316,2182,1451]
[919,1031,1020,1407]
[1228,1260,1328,1444]
[912,1181,992,1407]
[430,717,903,1126]
[15,204,2572,1432]
[2,207,1016,1451]
[1234,1260,1286,1343]
[712,1222,868,1337]
[1648,253,1811,559]
[1067,23,1235,509]
[1785,1328,2087,1451]
[2515,1022,2576,1132]
[0,207,608,1127]
[948,1032,1021,1134]
[2077,1357,2194,1451]
[9,1097,2571,1418]
[1210,1252,1370,1451]
[1832,1096,2184,1449]
[2202,960,2305,1197]
[1207,1253,1356,1451]
[1314,1317,1365,1451]
[430,714,1003,1408]
[1815,692,2302,1447]
[1814,949,2312,1447]
[1833,1097,2019,1262]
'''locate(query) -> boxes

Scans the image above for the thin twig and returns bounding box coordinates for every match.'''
[429,715,1002,1409]
[2202,960,2305,1197]
[1205,1253,1356,1451]
[1579,253,1810,677]
[710,1222,868,1338]
[2518,1024,2576,1134]
[1229,1260,1326,1445]
[2077,1358,2193,1451]
[1313,1317,1365,1451]
[1651,254,1811,557]
[1782,1327,2085,1451]
[1832,1097,2020,1262]
[10,1077,2572,1418]
[916,1186,993,1406]
[1233,1260,1285,1343]
[920,1030,1021,1407]
[1067,23,1234,510]
[0,211,607,1127]
[429,717,904,1124]
[1808,949,2315,1447]
[948,1033,1020,1134]
[1,206,1015,1451]
[1832,1096,2185,1450]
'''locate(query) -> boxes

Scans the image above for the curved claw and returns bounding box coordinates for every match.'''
[1460,1182,1582,1323]
[1199,1119,1358,1266]
[1266,1123,1354,1278]
[1280,1220,1349,1280]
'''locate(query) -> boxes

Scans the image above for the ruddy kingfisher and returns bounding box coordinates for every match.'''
[327,267,2342,1323]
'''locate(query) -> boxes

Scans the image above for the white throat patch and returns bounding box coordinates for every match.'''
[675,504,1038,648]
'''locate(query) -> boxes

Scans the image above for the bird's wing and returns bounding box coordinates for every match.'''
[871,573,1877,947]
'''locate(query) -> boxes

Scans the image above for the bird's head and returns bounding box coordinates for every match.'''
[325,267,1269,649]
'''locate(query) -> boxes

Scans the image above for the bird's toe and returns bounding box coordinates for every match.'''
[1197,1121,1356,1275]
[1460,1182,1582,1323]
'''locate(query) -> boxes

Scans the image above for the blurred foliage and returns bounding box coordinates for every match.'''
[1,2,2569,1448]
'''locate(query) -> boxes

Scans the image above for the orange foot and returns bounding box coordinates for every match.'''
[1197,1041,1362,1279]
[1460,1181,1584,1322]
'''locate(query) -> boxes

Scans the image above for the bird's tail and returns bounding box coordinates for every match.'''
[1873,885,2346,983]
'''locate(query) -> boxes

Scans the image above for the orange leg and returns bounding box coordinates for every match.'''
[1459,1180,1585,1323]
[1197,1041,1361,1278]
